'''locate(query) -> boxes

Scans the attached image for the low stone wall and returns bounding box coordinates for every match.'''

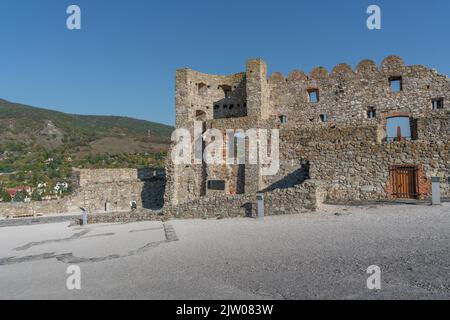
[84,209,165,224]
[66,179,165,213]
[0,200,73,218]
[264,181,324,215]
[0,168,166,218]
[164,180,321,220]
[76,168,163,187]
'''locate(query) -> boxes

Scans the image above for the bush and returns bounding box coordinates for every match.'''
[13,191,26,203]
[31,191,42,202]
[0,189,11,202]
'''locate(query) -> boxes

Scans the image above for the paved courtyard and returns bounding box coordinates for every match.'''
[0,203,449,300]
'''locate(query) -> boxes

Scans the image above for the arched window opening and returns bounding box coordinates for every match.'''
[195,110,206,121]
[197,83,207,95]
[219,85,232,99]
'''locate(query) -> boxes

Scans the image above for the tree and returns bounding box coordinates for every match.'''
[0,189,11,202]
[31,191,42,202]
[13,191,26,203]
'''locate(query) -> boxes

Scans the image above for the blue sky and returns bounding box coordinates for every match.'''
[0,0,448,125]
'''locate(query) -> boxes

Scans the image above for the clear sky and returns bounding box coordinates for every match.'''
[0,0,448,125]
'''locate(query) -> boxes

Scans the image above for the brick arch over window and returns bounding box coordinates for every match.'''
[382,111,411,119]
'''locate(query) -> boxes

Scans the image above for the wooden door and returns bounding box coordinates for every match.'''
[390,166,418,199]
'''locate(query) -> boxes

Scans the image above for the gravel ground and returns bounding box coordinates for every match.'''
[0,203,449,300]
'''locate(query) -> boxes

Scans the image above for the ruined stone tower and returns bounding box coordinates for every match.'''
[164,56,450,218]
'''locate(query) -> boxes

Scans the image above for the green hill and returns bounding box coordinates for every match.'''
[0,99,174,194]
[0,99,173,154]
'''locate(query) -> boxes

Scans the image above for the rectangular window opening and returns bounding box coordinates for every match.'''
[367,107,377,119]
[320,114,328,122]
[389,77,403,92]
[308,89,319,103]
[432,98,444,110]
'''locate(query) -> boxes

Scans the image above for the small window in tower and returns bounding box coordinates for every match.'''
[229,104,234,110]
[214,105,220,110]
[367,107,377,119]
[389,77,403,92]
[432,98,444,110]
[219,85,232,99]
[307,89,319,103]
[279,115,287,124]
[195,110,206,121]
[197,83,207,95]
[320,114,328,122]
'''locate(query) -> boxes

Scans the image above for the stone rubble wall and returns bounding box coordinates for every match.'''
[0,200,70,218]
[85,209,164,224]
[268,56,449,127]
[169,56,450,211]
[0,168,166,218]
[164,180,321,219]
[279,136,450,201]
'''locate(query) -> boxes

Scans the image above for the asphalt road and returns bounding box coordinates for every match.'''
[0,203,449,300]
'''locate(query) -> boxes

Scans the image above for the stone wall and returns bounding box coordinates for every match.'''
[71,168,166,213]
[0,200,69,218]
[164,180,321,219]
[175,69,247,127]
[269,56,449,128]
[278,128,450,201]
[0,168,166,218]
[168,56,450,213]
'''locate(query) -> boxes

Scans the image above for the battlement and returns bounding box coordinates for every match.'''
[168,56,450,209]
[175,56,449,128]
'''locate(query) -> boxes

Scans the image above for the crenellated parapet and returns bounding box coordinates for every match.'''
[167,55,450,210]
[176,55,448,129]
[267,55,449,126]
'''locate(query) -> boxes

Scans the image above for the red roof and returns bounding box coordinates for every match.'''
[6,186,32,197]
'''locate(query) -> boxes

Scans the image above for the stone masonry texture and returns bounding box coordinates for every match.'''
[1,56,449,222]
[164,56,450,218]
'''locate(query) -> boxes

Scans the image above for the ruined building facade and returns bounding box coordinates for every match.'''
[164,56,449,218]
[2,56,448,220]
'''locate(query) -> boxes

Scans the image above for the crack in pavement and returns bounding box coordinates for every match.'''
[0,222,179,266]
[0,252,59,265]
[14,230,115,251]
[129,227,164,233]
[14,230,90,251]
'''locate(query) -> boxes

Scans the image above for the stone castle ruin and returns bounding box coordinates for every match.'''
[0,168,166,218]
[1,56,448,221]
[163,56,449,218]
